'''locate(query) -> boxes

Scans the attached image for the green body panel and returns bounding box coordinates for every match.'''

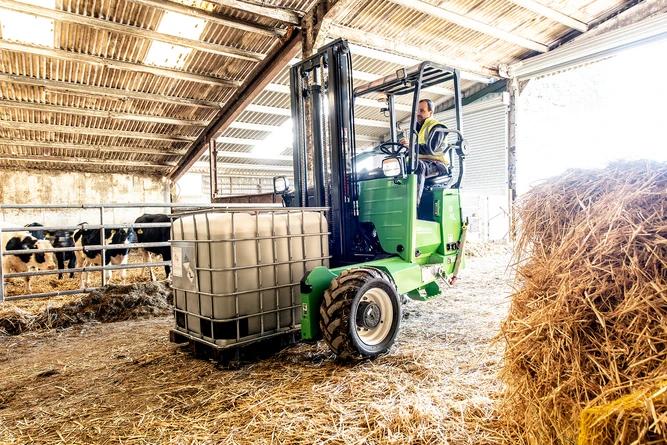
[302,175,467,339]
[301,256,424,339]
[300,266,338,339]
[358,175,417,263]
[419,188,464,255]
[415,220,441,256]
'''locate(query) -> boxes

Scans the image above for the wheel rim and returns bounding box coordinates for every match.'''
[355,286,394,346]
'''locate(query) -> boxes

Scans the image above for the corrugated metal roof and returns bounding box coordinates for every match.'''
[0,0,648,181]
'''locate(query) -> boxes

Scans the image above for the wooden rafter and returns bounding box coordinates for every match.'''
[508,0,588,32]
[327,24,499,77]
[0,155,175,168]
[1,0,265,62]
[386,0,548,53]
[0,99,209,127]
[346,42,492,83]
[0,139,185,156]
[228,121,281,132]
[193,161,292,171]
[0,121,197,143]
[215,151,292,161]
[0,41,241,88]
[0,72,222,108]
[128,0,287,38]
[205,0,301,25]
[307,0,367,53]
[167,29,302,181]
[264,83,413,111]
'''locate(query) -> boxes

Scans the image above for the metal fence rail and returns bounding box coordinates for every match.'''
[0,202,283,302]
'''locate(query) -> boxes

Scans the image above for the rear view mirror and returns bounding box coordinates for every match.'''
[382,158,403,177]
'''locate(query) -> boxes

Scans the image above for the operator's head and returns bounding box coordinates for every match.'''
[417,99,435,124]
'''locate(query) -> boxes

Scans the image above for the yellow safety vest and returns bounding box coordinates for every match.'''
[418,117,447,163]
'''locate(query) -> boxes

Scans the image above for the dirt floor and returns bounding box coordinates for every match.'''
[0,244,513,445]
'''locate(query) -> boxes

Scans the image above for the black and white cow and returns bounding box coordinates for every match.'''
[1,223,57,293]
[24,223,76,279]
[74,224,136,287]
[24,222,47,240]
[48,230,77,279]
[134,213,171,281]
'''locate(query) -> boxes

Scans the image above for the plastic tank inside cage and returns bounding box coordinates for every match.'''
[171,209,329,347]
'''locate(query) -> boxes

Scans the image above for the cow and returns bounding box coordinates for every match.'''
[48,230,77,279]
[24,223,76,279]
[24,222,47,240]
[1,223,57,294]
[134,213,171,281]
[74,224,136,288]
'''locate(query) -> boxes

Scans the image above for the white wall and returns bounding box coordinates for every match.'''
[461,193,509,242]
[0,169,169,226]
[173,173,206,203]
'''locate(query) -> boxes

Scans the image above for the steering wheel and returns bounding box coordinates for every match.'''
[379,141,408,156]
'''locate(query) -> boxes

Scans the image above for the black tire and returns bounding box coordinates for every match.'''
[319,267,402,359]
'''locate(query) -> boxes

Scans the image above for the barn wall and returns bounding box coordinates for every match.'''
[0,170,169,226]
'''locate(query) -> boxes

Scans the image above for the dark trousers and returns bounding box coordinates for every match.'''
[416,159,450,206]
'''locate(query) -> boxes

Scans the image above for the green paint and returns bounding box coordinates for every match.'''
[302,175,467,339]
[300,266,338,340]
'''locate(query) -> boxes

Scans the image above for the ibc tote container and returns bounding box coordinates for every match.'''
[171,208,329,348]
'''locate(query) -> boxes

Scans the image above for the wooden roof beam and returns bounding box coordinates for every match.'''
[215,151,292,161]
[327,25,499,78]
[128,0,287,38]
[0,41,240,88]
[0,72,222,108]
[265,83,414,110]
[167,30,302,181]
[0,99,210,126]
[0,155,175,169]
[228,121,282,132]
[205,0,301,25]
[305,0,367,54]
[1,0,265,62]
[386,0,548,53]
[243,103,389,127]
[0,139,185,156]
[0,121,197,143]
[245,104,291,116]
[193,161,293,171]
[508,0,588,33]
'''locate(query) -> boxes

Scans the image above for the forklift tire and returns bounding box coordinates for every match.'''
[319,267,402,359]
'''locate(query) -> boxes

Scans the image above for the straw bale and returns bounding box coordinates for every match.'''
[499,160,667,444]
[579,380,667,444]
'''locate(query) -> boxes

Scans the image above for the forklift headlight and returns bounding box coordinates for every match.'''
[273,176,289,194]
[382,158,403,177]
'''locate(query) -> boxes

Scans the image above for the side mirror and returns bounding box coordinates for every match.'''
[273,176,290,194]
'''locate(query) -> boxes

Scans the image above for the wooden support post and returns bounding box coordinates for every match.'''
[209,139,219,201]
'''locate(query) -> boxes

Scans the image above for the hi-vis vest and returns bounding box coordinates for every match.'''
[418,117,447,163]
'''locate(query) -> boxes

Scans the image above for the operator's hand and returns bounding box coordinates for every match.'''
[399,137,408,147]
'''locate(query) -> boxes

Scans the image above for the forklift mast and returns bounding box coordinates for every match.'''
[290,39,358,267]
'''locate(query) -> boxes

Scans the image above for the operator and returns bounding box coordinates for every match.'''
[399,98,449,206]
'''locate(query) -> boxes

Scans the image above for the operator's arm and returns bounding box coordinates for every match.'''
[417,127,445,155]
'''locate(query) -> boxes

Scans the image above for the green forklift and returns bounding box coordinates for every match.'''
[280,39,469,359]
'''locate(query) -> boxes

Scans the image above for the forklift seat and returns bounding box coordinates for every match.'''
[424,171,453,190]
